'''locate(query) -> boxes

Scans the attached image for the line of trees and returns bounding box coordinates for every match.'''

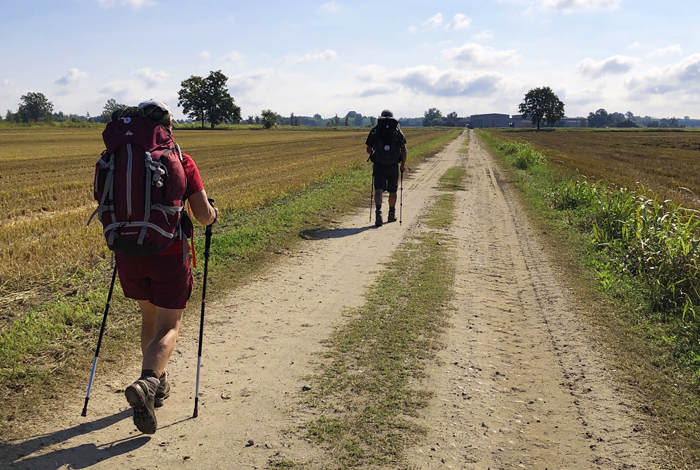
[583,109,688,128]
[422,108,462,127]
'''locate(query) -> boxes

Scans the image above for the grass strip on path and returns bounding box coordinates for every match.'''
[286,166,465,469]
[477,129,700,469]
[0,129,461,439]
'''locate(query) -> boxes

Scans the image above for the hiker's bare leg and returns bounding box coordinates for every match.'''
[388,192,397,208]
[375,189,383,208]
[139,300,157,354]
[138,300,183,375]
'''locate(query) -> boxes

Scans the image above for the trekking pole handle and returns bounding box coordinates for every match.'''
[207,198,216,228]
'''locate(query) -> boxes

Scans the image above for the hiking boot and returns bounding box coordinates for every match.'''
[387,207,397,223]
[375,209,383,227]
[125,376,159,434]
[154,371,170,408]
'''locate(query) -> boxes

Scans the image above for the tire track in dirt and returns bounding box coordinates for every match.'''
[0,133,468,469]
[407,132,659,469]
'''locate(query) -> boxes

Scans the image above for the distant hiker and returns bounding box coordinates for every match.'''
[366,109,407,227]
[90,99,218,434]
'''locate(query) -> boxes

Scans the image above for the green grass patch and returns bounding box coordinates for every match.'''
[478,129,700,468]
[0,129,460,439]
[300,168,460,468]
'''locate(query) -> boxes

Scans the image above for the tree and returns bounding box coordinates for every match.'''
[625,111,634,120]
[260,109,278,129]
[178,70,241,129]
[423,108,443,127]
[205,70,241,127]
[354,114,364,127]
[18,92,54,122]
[344,115,349,127]
[518,86,565,130]
[247,115,256,124]
[178,75,207,128]
[370,116,376,127]
[101,98,126,122]
[445,111,458,127]
[333,114,340,127]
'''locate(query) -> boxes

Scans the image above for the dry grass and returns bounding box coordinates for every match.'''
[0,127,446,294]
[489,129,700,210]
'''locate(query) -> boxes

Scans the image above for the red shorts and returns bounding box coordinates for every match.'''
[115,253,193,309]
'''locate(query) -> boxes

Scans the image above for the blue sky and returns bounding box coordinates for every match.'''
[1,0,698,120]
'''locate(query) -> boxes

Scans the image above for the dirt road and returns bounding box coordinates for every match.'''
[2,131,659,469]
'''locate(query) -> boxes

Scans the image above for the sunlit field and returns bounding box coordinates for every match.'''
[0,126,450,293]
[489,128,700,210]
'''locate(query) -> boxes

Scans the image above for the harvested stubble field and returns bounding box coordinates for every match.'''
[489,128,700,210]
[0,126,446,295]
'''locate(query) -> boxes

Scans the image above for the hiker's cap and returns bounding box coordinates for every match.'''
[138,99,174,124]
[380,109,394,119]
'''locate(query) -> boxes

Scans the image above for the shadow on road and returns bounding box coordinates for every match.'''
[300,225,375,240]
[0,409,151,469]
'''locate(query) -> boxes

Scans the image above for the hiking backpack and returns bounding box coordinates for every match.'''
[370,117,402,166]
[89,110,192,257]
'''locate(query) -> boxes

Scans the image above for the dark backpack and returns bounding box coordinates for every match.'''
[370,117,402,166]
[89,111,192,257]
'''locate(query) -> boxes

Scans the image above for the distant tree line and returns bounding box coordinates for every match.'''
[583,109,690,128]
[421,108,463,127]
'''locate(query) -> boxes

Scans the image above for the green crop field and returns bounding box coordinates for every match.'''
[489,128,700,210]
[0,126,450,294]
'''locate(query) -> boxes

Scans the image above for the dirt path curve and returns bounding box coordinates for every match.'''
[2,131,660,469]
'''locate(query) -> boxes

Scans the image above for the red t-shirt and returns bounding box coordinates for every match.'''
[159,152,204,255]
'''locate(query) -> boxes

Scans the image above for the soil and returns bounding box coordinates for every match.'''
[0,131,660,469]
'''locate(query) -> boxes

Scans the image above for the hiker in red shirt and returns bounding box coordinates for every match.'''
[107,100,218,434]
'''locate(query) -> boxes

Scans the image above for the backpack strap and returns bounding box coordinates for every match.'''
[138,152,154,245]
[88,154,117,227]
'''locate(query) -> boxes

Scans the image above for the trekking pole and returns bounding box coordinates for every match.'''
[193,199,215,418]
[399,170,404,225]
[81,264,118,417]
[369,172,374,223]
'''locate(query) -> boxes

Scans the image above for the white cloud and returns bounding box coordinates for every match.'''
[0,79,11,87]
[355,65,389,82]
[97,0,156,10]
[628,41,641,50]
[136,68,168,88]
[472,30,494,40]
[408,25,417,34]
[55,68,87,86]
[577,55,638,78]
[281,49,337,66]
[227,68,275,94]
[223,51,245,62]
[441,43,520,67]
[627,53,700,96]
[648,44,683,58]
[541,0,622,11]
[445,13,472,30]
[358,86,395,98]
[318,0,342,13]
[423,13,443,30]
[199,51,210,60]
[390,65,505,97]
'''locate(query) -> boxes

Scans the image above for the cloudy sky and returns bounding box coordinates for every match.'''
[1,0,698,120]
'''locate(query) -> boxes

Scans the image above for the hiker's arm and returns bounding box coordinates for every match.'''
[366,145,373,155]
[189,189,219,226]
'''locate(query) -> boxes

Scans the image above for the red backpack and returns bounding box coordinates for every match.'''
[89,113,192,257]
